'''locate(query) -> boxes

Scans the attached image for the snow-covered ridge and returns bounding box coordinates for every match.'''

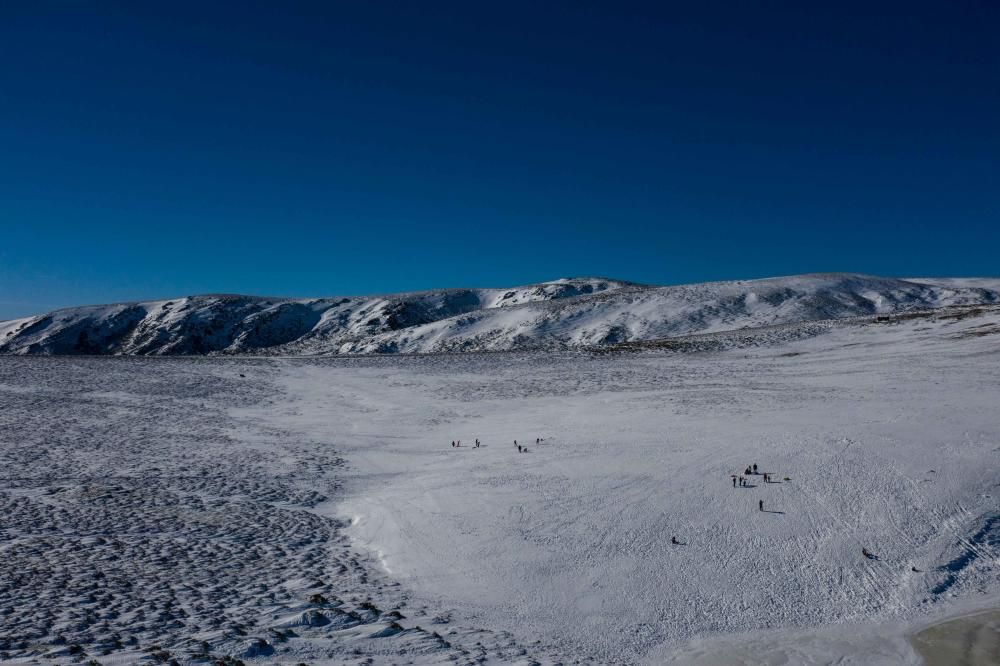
[2,274,998,355]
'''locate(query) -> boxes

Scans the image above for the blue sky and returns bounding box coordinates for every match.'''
[1,1,998,319]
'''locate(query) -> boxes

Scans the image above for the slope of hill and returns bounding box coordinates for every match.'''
[1,274,998,355]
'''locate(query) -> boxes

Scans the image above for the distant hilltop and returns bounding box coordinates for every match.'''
[2,274,999,356]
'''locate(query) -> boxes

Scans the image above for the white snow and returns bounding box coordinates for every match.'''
[3,274,998,356]
[251,307,1000,663]
[906,277,1000,291]
[1,298,999,663]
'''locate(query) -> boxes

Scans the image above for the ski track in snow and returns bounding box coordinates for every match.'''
[1,309,1000,664]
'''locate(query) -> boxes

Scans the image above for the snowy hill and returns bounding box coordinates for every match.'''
[2,274,998,355]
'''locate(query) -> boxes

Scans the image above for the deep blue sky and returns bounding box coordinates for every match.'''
[1,1,998,319]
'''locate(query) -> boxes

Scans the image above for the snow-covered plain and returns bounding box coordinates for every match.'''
[2,304,999,664]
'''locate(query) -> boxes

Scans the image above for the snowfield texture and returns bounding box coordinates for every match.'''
[2,274,999,356]
[1,303,999,664]
[0,358,536,665]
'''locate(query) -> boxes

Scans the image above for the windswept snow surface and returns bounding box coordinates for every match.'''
[906,277,1000,292]
[1,305,999,663]
[2,274,998,356]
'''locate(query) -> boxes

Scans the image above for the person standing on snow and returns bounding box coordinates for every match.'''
[759,499,764,511]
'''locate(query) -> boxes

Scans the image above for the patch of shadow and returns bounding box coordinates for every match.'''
[931,514,1000,595]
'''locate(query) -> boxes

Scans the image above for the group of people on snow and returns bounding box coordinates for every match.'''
[730,462,879,561]
[445,441,884,562]
[732,462,772,512]
[733,462,780,490]
[734,463,761,488]
[450,437,542,452]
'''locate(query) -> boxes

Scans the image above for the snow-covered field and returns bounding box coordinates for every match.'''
[2,306,999,664]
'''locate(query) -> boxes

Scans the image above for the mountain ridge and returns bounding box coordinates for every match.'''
[3,274,999,356]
